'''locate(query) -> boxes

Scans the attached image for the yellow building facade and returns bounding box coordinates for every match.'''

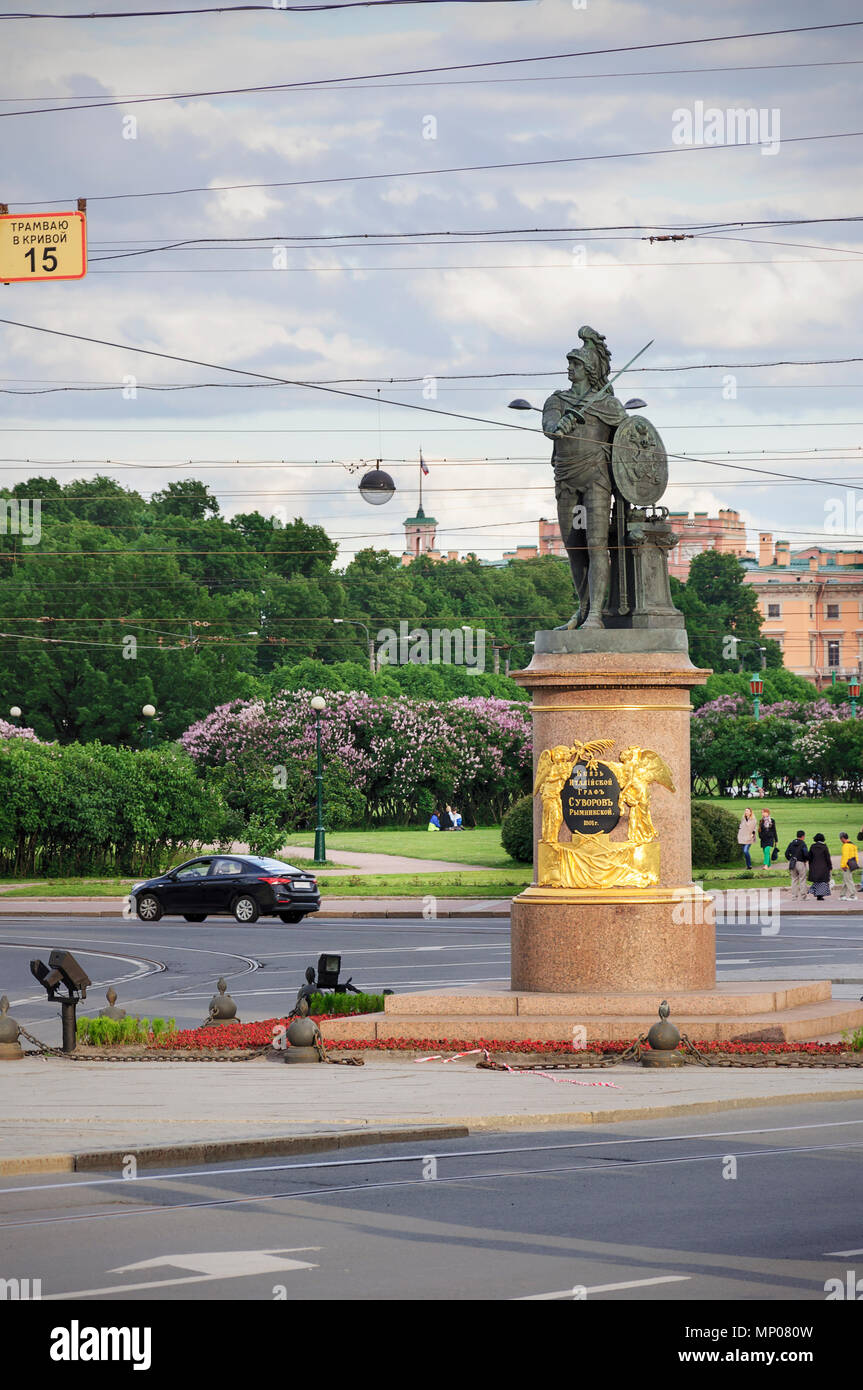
[745,535,863,685]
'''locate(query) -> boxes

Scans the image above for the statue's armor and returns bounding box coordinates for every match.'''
[542,389,628,626]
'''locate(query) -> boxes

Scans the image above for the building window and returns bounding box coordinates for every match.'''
[828,640,840,667]
[827,603,840,620]
[810,605,815,620]
[766,602,781,619]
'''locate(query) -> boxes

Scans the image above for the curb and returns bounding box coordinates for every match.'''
[0,1124,471,1177]
[4,1087,863,1177]
[0,904,512,919]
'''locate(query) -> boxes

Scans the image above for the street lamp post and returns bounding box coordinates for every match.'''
[310,694,327,865]
[142,703,156,748]
[9,706,21,728]
[333,618,375,674]
[749,673,763,721]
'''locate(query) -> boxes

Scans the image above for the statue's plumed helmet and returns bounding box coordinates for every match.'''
[566,325,611,390]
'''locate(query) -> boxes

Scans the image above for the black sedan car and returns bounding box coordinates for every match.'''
[131,855,321,924]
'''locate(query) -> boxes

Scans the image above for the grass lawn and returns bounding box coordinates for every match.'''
[0,879,136,897]
[696,797,863,853]
[285,826,519,869]
[316,869,531,896]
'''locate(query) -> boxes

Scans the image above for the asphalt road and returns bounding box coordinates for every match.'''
[3,912,863,1043]
[1,1101,861,1302]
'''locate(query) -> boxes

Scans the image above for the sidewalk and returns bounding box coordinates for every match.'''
[2,1055,863,1175]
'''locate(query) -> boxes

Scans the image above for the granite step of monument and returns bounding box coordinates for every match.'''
[381,980,831,1017]
[321,996,863,1045]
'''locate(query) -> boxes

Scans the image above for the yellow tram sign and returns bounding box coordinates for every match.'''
[0,210,87,283]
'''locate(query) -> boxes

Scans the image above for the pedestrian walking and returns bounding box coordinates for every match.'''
[838,832,859,900]
[784,831,809,900]
[758,808,779,870]
[737,807,757,870]
[808,833,833,901]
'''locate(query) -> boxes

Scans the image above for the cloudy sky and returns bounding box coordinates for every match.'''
[2,0,863,562]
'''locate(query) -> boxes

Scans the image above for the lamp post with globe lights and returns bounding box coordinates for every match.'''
[141,703,157,748]
[9,706,21,728]
[310,695,327,865]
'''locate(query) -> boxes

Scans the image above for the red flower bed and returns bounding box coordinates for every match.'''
[151,1020,859,1057]
[153,1013,349,1051]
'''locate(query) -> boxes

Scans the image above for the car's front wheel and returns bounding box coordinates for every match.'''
[232,895,260,924]
[183,914,207,922]
[136,894,162,922]
[278,911,305,924]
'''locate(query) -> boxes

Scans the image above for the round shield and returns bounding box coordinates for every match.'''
[611,415,668,506]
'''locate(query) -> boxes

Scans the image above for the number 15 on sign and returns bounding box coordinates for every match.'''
[0,210,87,283]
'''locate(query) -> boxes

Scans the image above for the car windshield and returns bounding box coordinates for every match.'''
[251,857,303,874]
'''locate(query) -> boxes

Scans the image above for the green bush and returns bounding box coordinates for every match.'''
[76,1015,176,1046]
[0,739,227,878]
[691,802,740,868]
[308,991,384,1016]
[501,794,534,864]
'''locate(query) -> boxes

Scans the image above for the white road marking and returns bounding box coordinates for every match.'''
[43,1246,320,1299]
[519,1275,690,1300]
[824,1246,863,1256]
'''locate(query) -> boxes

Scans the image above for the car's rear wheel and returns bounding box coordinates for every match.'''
[183,914,207,922]
[278,911,305,923]
[232,895,260,924]
[136,894,162,922]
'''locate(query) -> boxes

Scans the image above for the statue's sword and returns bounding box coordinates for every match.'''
[564,337,655,426]
[509,339,655,426]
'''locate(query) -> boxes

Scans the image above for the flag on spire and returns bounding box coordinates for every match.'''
[420,450,429,476]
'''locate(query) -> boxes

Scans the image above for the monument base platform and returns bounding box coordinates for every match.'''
[511,884,714,992]
[321,980,863,1046]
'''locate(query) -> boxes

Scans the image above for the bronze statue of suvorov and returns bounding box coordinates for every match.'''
[543,326,668,631]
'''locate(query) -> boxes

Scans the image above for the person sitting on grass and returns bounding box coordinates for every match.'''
[427,812,440,832]
[808,833,833,902]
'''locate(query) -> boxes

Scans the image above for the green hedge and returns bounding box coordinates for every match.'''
[77,1016,176,1046]
[309,992,384,1016]
[0,740,227,877]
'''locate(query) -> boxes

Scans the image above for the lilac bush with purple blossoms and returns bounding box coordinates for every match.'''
[181,690,533,824]
[0,719,40,741]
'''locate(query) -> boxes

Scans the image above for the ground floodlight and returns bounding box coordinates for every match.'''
[316,953,342,990]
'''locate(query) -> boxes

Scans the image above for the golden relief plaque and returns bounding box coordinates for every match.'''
[533,738,674,890]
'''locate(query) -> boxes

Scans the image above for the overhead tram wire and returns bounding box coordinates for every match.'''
[9,132,863,203]
[2,56,863,99]
[3,353,863,391]
[2,19,861,120]
[2,1,535,16]
[0,316,542,436]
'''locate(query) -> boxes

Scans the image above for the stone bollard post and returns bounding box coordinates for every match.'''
[0,994,24,1060]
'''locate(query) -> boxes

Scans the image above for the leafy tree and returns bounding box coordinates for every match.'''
[151,480,220,520]
[671,552,776,673]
